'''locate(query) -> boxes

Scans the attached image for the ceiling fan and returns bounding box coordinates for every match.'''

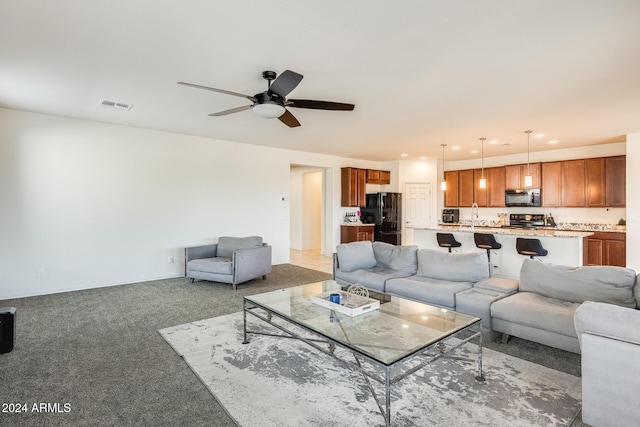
[178,70,354,128]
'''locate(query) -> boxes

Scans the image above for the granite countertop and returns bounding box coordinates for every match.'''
[341,222,374,226]
[414,224,594,238]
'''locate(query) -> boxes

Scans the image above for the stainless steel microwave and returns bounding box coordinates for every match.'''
[505,188,541,207]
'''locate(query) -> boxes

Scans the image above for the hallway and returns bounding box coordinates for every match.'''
[289,249,333,274]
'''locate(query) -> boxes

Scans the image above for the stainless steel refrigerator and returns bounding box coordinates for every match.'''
[360,192,402,245]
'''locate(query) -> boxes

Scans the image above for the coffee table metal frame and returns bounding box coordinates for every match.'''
[242,283,484,426]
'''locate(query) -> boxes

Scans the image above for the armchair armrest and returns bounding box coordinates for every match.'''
[232,244,272,285]
[574,301,640,347]
[185,244,218,263]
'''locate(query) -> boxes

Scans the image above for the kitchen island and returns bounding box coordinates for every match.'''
[411,225,594,280]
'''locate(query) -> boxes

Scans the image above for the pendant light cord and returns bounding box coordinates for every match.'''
[525,130,532,174]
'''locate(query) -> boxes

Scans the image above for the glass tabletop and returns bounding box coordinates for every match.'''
[244,280,480,366]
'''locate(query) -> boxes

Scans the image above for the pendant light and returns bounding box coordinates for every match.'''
[440,144,447,190]
[479,137,487,189]
[524,130,533,187]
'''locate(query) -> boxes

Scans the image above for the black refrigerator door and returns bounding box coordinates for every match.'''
[381,193,401,232]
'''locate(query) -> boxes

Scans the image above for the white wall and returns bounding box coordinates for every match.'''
[626,133,640,272]
[0,108,380,298]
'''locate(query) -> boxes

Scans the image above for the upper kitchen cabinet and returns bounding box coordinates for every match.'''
[562,159,586,207]
[366,169,391,185]
[444,170,459,207]
[505,163,540,189]
[541,161,562,207]
[605,155,626,207]
[585,157,605,207]
[488,167,506,207]
[341,167,366,207]
[458,169,474,207]
[473,169,488,207]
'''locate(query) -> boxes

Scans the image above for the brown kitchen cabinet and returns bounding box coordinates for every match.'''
[562,159,586,207]
[366,169,391,185]
[488,166,506,207]
[585,232,626,267]
[340,224,375,243]
[542,161,562,207]
[605,155,626,207]
[444,170,459,207]
[458,169,474,207]
[505,163,540,189]
[341,167,366,207]
[473,169,488,206]
[585,157,605,207]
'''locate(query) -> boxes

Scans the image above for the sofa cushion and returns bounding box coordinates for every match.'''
[217,236,263,258]
[385,276,473,309]
[372,242,418,274]
[474,277,519,295]
[334,267,412,293]
[491,292,581,337]
[519,259,637,308]
[416,249,489,282]
[187,257,233,275]
[336,241,377,273]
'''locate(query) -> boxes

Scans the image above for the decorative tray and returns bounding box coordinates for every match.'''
[311,290,380,317]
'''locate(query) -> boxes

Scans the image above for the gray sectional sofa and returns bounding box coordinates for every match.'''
[333,241,639,351]
[574,302,640,427]
[491,258,639,353]
[333,241,518,340]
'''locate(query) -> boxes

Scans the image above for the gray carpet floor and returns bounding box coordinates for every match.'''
[0,264,584,426]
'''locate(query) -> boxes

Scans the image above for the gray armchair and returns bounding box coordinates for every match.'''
[185,236,272,290]
[574,301,640,427]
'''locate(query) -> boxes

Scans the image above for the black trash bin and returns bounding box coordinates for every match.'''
[0,307,16,354]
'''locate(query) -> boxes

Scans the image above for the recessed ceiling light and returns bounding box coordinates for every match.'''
[452,146,460,150]
[534,133,544,138]
[420,156,427,160]
[471,150,478,154]
[489,140,498,144]
[549,140,559,144]
[400,153,408,157]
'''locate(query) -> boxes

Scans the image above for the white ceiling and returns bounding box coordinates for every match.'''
[1,1,639,162]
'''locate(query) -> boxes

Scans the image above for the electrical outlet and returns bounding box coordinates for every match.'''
[168,256,174,264]
[38,268,46,278]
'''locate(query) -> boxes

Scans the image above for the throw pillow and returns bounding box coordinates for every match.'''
[417,249,489,282]
[336,241,377,273]
[519,259,637,307]
[372,242,418,274]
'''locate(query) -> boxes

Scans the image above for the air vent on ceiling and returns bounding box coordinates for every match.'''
[100,100,133,111]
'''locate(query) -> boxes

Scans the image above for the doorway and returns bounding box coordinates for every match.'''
[404,182,432,245]
[289,165,327,253]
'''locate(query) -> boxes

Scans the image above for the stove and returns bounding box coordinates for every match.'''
[506,214,546,229]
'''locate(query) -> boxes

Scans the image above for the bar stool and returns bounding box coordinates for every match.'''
[474,233,502,276]
[516,238,548,259]
[436,233,461,253]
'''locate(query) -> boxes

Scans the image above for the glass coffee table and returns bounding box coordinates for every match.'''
[243,280,484,426]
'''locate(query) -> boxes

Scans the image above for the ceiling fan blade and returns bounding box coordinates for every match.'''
[208,105,253,116]
[278,109,301,128]
[268,70,303,98]
[178,82,256,102]
[287,99,355,111]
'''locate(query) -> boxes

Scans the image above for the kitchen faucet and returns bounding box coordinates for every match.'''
[471,202,479,231]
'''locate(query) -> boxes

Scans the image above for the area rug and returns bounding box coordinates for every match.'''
[159,312,581,427]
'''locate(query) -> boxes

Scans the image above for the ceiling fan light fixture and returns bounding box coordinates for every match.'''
[252,103,285,119]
